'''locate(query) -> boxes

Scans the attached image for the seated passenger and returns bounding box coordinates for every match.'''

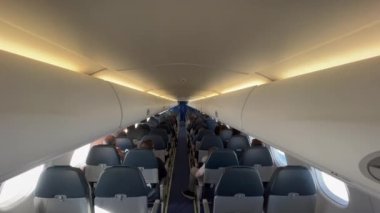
[138,139,167,181]
[182,147,218,200]
[104,135,125,159]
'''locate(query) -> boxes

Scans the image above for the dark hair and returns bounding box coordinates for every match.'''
[139,139,154,149]
[251,138,263,147]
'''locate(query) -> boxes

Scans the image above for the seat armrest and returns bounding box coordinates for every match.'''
[202,199,210,213]
[151,199,161,213]
[160,183,164,200]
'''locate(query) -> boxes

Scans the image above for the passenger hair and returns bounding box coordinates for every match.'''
[251,138,263,147]
[139,139,154,149]
[104,135,116,145]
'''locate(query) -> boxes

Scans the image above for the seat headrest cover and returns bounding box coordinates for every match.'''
[142,134,166,150]
[206,150,239,169]
[35,166,89,198]
[116,137,135,150]
[149,128,169,144]
[127,125,150,140]
[228,135,250,150]
[148,117,159,127]
[200,134,224,150]
[269,166,316,196]
[216,167,264,196]
[196,129,214,141]
[240,147,273,166]
[86,145,120,166]
[123,149,158,169]
[95,167,148,197]
[220,129,233,141]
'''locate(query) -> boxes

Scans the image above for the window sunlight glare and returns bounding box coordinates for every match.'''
[0,165,44,209]
[321,171,349,202]
[70,144,91,168]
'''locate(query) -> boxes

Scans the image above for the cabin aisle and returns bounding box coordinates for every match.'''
[167,122,194,213]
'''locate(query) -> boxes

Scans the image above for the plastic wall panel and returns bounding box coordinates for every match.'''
[242,56,380,196]
[0,50,173,182]
[0,51,122,181]
[192,56,380,197]
[112,84,174,127]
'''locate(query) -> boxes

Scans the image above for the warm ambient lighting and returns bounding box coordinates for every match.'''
[0,30,80,71]
[94,74,177,101]
[147,91,177,101]
[282,50,380,79]
[95,74,145,92]
[0,40,79,71]
[188,92,220,102]
[221,80,266,94]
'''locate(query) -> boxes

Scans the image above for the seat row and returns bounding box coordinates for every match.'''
[202,165,316,213]
[34,166,160,213]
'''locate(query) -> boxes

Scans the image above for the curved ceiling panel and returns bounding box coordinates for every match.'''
[0,0,379,99]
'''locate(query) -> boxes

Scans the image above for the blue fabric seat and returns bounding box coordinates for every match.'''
[240,147,275,182]
[95,166,151,213]
[198,134,224,162]
[123,149,163,206]
[85,145,121,182]
[116,137,136,151]
[227,135,250,157]
[200,150,239,202]
[34,166,91,213]
[212,167,264,213]
[266,166,317,213]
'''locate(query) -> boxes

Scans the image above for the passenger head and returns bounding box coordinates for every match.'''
[104,135,116,146]
[232,128,241,136]
[251,138,263,147]
[139,139,154,150]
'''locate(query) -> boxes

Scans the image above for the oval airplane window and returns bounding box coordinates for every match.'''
[0,165,44,210]
[70,144,91,168]
[315,169,349,207]
[270,147,288,166]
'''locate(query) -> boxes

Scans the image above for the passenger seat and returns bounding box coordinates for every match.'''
[85,145,120,183]
[198,150,239,203]
[227,135,250,158]
[240,147,275,183]
[94,166,160,213]
[266,166,316,213]
[34,166,92,213]
[204,167,264,213]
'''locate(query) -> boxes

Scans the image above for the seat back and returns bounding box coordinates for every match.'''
[141,135,167,162]
[204,150,239,185]
[240,147,275,182]
[127,124,150,141]
[95,167,148,213]
[195,128,214,143]
[213,167,264,213]
[34,166,91,213]
[219,129,232,143]
[85,145,120,182]
[116,137,136,151]
[147,117,159,128]
[266,166,316,213]
[198,134,224,162]
[123,149,159,184]
[149,128,169,147]
[227,135,250,157]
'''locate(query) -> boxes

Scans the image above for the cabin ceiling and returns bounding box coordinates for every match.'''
[0,0,379,101]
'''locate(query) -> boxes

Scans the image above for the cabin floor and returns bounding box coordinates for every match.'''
[167,122,195,213]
